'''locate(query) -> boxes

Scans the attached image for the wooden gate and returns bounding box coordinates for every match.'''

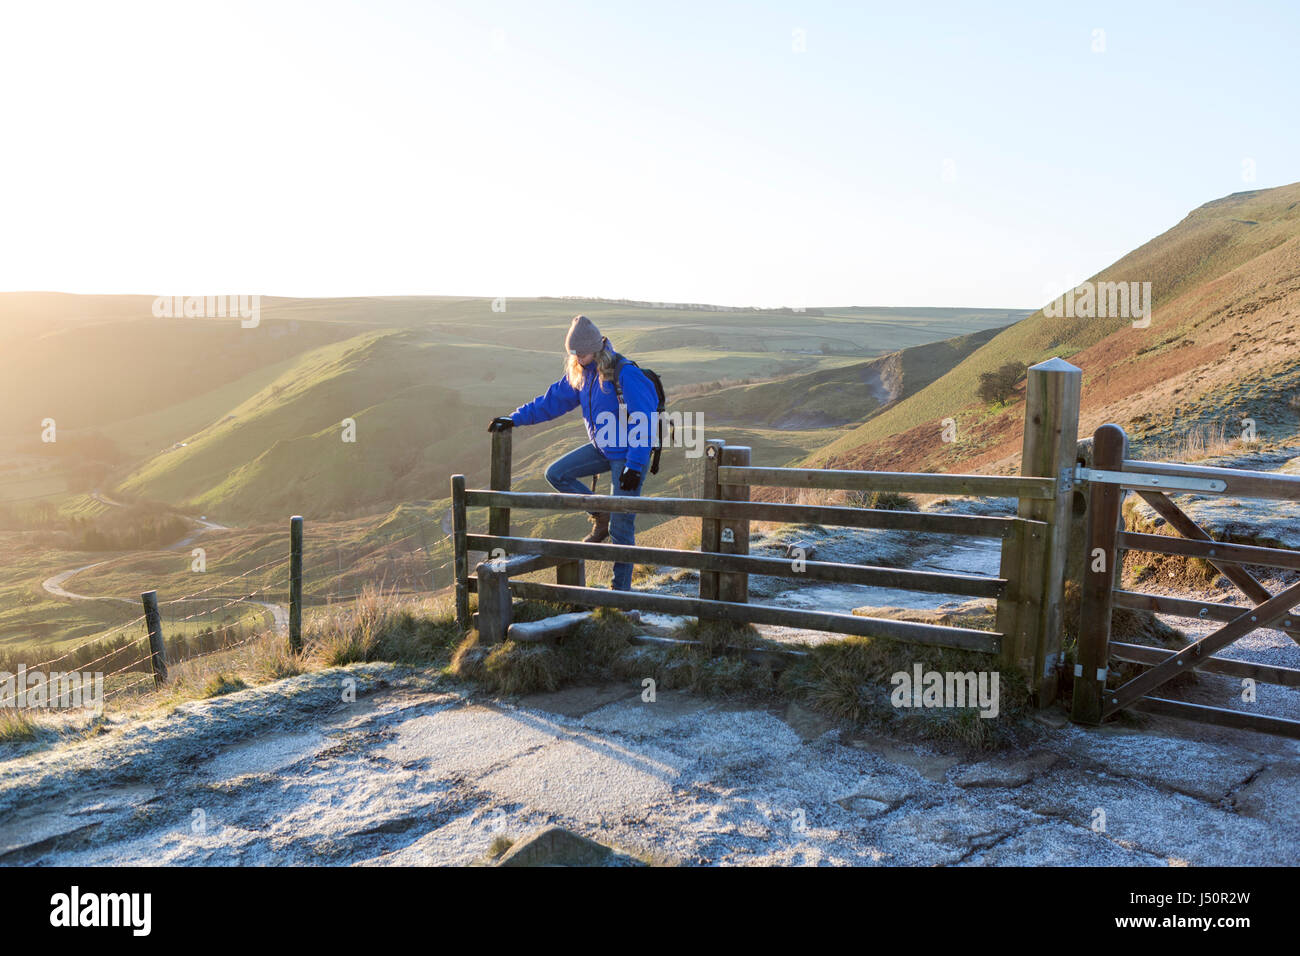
[1072,423,1300,738]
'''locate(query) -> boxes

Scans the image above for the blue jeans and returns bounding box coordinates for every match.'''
[544,442,645,591]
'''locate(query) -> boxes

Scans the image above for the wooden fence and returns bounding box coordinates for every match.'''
[451,358,1084,700]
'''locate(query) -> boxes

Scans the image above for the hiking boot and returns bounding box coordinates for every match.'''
[582,512,610,543]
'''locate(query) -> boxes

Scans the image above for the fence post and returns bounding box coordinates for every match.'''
[141,590,168,687]
[1072,424,1128,725]
[451,475,470,630]
[1063,434,1096,642]
[996,520,1028,671]
[289,515,303,653]
[1017,357,1082,705]
[699,439,725,602]
[476,559,511,644]
[489,428,512,537]
[556,558,585,588]
[718,445,751,604]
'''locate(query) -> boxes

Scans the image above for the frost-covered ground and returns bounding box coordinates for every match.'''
[1,663,1297,867]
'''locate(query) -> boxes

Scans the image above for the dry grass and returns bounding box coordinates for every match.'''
[450,609,778,699]
[201,673,248,698]
[0,708,40,743]
[1153,420,1248,462]
[776,632,1031,750]
[158,630,305,703]
[76,587,468,722]
[303,584,464,666]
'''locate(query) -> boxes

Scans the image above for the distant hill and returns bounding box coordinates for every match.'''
[809,183,1300,475]
[0,293,1023,521]
[673,324,1007,430]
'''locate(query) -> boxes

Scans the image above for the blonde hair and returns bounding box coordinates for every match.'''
[565,343,620,391]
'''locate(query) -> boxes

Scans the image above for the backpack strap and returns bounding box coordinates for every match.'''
[613,356,638,407]
[614,355,663,473]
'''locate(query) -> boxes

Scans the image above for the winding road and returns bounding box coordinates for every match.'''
[42,492,288,634]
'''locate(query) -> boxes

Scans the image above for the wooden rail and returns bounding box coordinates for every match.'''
[464,489,1021,538]
[720,466,1059,500]
[1118,530,1300,574]
[467,534,1010,597]
[1112,589,1300,640]
[1121,458,1300,500]
[506,580,1001,653]
[1108,641,1300,687]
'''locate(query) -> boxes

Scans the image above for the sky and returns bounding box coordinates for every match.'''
[0,0,1296,309]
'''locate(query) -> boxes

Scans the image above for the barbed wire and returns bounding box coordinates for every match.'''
[169,625,276,667]
[102,672,155,702]
[171,585,275,625]
[69,640,154,676]
[99,651,156,680]
[23,614,148,672]
[158,554,287,605]
[25,516,441,697]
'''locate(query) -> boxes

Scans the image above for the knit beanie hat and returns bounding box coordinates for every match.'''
[565,315,605,355]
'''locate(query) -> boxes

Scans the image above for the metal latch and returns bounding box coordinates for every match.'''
[1073,465,1225,493]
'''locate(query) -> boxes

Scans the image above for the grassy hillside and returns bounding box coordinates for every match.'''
[671,324,1007,430]
[811,183,1300,474]
[4,297,1014,522]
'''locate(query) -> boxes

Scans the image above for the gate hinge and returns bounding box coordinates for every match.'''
[1073,465,1225,493]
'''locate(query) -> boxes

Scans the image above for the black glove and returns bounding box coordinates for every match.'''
[488,417,515,433]
[619,467,642,492]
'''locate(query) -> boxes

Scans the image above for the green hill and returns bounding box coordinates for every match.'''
[0,296,1018,522]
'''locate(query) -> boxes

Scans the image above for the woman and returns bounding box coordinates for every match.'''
[488,315,659,591]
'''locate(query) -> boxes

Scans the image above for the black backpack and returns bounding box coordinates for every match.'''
[614,357,672,475]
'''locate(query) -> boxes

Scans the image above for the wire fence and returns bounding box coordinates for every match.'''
[6,511,453,715]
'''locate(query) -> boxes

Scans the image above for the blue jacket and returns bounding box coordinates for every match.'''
[510,351,659,472]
